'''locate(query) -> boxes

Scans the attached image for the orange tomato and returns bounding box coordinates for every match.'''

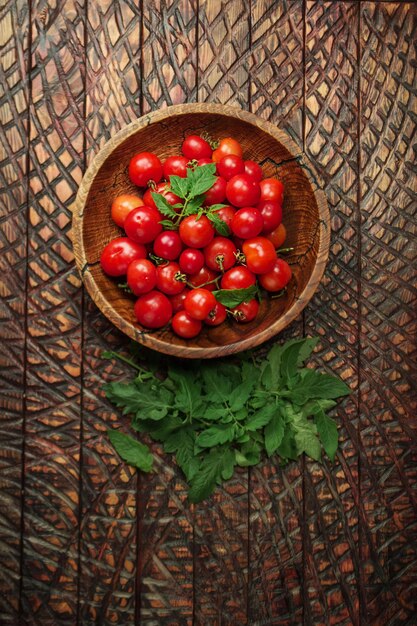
[111,194,144,228]
[212,137,243,162]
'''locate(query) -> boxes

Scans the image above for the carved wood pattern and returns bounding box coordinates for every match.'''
[0,1,416,624]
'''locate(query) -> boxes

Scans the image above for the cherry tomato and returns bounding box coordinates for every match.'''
[242,237,277,274]
[259,258,292,292]
[197,158,213,167]
[100,237,146,277]
[170,288,190,313]
[129,152,163,187]
[188,266,219,292]
[179,248,205,275]
[124,206,163,244]
[171,311,202,338]
[266,223,287,248]
[203,176,227,206]
[259,177,284,204]
[127,259,157,295]
[257,200,283,234]
[163,155,188,179]
[111,194,144,228]
[244,160,263,182]
[143,183,181,211]
[221,266,256,289]
[184,288,217,320]
[204,237,237,272]
[179,215,215,248]
[226,174,261,208]
[216,155,245,181]
[232,299,259,322]
[153,231,183,260]
[215,205,235,229]
[182,135,212,160]
[134,291,172,329]
[204,302,227,326]
[231,207,263,239]
[156,262,185,296]
[212,137,243,162]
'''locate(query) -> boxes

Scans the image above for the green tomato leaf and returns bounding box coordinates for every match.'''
[164,429,200,481]
[168,175,189,199]
[290,370,350,405]
[279,337,320,386]
[159,219,178,230]
[187,163,217,197]
[245,404,277,432]
[195,424,236,449]
[188,446,234,503]
[293,418,322,461]
[314,409,338,461]
[235,441,261,467]
[206,212,230,236]
[212,285,258,308]
[107,429,153,472]
[183,194,206,216]
[264,413,285,457]
[104,380,173,421]
[168,367,203,417]
[151,192,177,217]
[277,426,298,461]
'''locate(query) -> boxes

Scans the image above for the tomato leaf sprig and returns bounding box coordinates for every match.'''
[104,337,350,503]
[151,163,229,234]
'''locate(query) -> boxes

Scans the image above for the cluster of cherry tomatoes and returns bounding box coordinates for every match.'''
[100,134,292,339]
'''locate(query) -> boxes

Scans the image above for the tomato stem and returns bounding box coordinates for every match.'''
[276,247,294,254]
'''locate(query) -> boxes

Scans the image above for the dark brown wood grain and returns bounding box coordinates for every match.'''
[359,3,417,623]
[20,2,85,623]
[78,1,141,623]
[0,1,29,623]
[303,2,361,624]
[1,1,416,625]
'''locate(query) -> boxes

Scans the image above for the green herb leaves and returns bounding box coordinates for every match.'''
[105,337,350,502]
[151,163,228,234]
[212,285,258,307]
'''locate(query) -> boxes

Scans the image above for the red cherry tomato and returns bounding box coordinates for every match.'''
[163,155,188,179]
[197,158,213,167]
[212,138,243,163]
[171,311,202,338]
[231,207,263,239]
[153,231,183,261]
[232,299,259,323]
[100,237,146,277]
[204,237,237,272]
[226,174,261,208]
[204,302,227,326]
[257,200,283,234]
[215,205,235,229]
[221,266,256,289]
[184,288,217,320]
[156,262,185,296]
[188,266,219,292]
[128,152,163,187]
[182,135,212,160]
[203,176,227,206]
[111,194,144,228]
[143,183,181,211]
[127,259,157,295]
[259,178,284,204]
[179,248,205,275]
[134,291,172,329]
[124,206,163,244]
[259,258,292,292]
[216,155,245,181]
[170,288,190,313]
[266,223,287,248]
[179,215,215,248]
[242,237,277,274]
[244,160,263,182]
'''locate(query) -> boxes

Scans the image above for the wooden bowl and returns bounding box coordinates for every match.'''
[73,104,330,359]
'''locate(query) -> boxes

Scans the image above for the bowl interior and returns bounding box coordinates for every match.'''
[80,111,324,357]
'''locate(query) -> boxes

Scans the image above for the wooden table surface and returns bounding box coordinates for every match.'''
[1,1,416,624]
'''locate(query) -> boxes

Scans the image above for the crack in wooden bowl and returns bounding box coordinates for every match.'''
[72,104,330,358]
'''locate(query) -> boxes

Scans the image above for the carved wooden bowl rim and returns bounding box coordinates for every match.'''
[72,103,330,358]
